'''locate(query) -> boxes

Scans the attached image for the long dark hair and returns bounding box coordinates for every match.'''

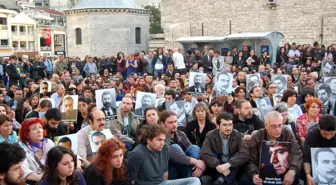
[43,146,78,185]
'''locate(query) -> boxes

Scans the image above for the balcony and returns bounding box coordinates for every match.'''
[0,25,8,30]
[0,30,8,39]
[0,45,13,50]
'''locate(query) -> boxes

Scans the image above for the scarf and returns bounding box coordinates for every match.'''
[27,140,43,153]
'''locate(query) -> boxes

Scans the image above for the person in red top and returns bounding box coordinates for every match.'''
[296,97,322,143]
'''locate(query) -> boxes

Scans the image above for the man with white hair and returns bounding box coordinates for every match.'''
[308,71,319,82]
[155,84,165,99]
[173,48,186,74]
[248,111,302,185]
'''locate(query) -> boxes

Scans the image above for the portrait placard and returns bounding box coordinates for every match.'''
[311,147,336,185]
[54,133,78,154]
[166,100,186,127]
[188,72,206,94]
[259,141,291,185]
[134,92,156,118]
[95,88,116,120]
[271,75,288,94]
[214,72,233,96]
[61,95,78,121]
[88,129,114,154]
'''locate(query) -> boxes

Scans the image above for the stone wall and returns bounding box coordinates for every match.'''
[161,0,336,49]
[66,11,149,58]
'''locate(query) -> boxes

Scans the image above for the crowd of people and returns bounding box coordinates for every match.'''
[0,41,336,185]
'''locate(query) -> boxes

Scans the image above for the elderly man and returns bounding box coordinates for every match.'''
[248,111,302,185]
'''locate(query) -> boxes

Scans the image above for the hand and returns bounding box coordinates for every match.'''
[222,169,231,177]
[283,170,295,185]
[20,74,26,78]
[252,174,263,185]
[194,160,206,170]
[216,163,230,174]
[244,135,252,143]
[306,174,315,185]
[192,167,203,177]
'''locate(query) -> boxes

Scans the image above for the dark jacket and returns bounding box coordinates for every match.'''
[248,128,303,178]
[84,164,132,185]
[200,129,249,169]
[152,55,171,71]
[184,119,216,147]
[233,114,264,135]
[32,61,46,79]
[202,54,213,71]
[44,122,68,141]
[303,127,336,164]
[6,64,20,86]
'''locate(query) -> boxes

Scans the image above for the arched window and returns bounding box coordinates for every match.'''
[75,28,82,45]
[135,27,141,44]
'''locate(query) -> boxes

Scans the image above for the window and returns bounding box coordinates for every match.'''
[0,39,8,46]
[0,18,7,25]
[11,25,17,32]
[75,28,82,45]
[19,26,26,34]
[135,27,141,44]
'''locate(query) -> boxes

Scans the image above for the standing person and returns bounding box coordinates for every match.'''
[127,124,201,185]
[145,52,154,75]
[83,57,98,77]
[173,48,186,74]
[125,54,137,78]
[6,55,26,87]
[55,56,68,75]
[116,52,127,79]
[212,50,224,76]
[32,56,46,80]
[84,138,132,185]
[0,142,26,185]
[39,146,86,185]
[152,47,169,78]
[44,57,53,79]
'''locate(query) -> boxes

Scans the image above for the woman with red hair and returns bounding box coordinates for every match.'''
[83,138,131,185]
[296,97,323,143]
[19,118,54,183]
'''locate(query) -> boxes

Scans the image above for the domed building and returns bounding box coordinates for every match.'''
[65,0,149,58]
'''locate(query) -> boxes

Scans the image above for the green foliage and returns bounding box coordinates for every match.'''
[144,5,164,34]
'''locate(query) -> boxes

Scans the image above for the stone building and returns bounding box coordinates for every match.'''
[161,0,336,49]
[65,0,149,58]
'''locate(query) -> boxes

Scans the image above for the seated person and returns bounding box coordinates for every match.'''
[77,106,109,161]
[160,110,206,179]
[248,111,302,185]
[110,96,138,150]
[20,118,54,183]
[39,146,86,185]
[84,138,132,185]
[200,112,250,185]
[43,108,67,141]
[303,115,336,185]
[128,124,201,185]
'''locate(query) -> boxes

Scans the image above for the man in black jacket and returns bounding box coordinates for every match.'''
[303,115,336,185]
[31,55,46,80]
[44,108,67,141]
[6,55,26,87]
[233,100,264,144]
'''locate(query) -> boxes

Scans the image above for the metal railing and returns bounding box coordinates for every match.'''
[0,45,13,50]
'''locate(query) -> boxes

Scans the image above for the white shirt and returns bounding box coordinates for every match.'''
[173,52,185,69]
[288,49,300,58]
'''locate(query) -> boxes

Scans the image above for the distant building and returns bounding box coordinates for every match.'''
[0,8,17,57]
[65,0,150,58]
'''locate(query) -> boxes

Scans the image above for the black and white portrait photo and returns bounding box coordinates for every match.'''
[166,100,186,127]
[256,97,272,115]
[311,148,336,184]
[188,72,206,93]
[246,74,261,94]
[315,83,335,115]
[39,80,51,98]
[61,95,78,121]
[321,60,334,78]
[134,92,156,118]
[271,75,287,94]
[324,77,336,103]
[214,72,233,96]
[272,94,283,106]
[95,88,117,120]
